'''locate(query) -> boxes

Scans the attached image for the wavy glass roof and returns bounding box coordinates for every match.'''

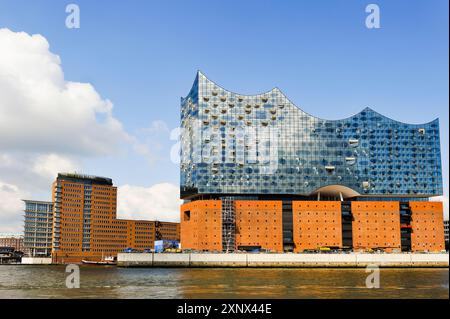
[180,71,442,199]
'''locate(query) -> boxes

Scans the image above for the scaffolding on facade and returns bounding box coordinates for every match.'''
[221,197,236,253]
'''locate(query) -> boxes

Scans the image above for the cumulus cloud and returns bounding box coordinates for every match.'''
[0,181,28,233]
[0,28,127,156]
[0,28,177,232]
[117,183,181,222]
[132,119,175,166]
[0,153,81,232]
[0,153,80,192]
[32,154,80,181]
[139,120,170,134]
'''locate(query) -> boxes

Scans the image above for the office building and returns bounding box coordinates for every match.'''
[22,200,53,256]
[33,173,181,263]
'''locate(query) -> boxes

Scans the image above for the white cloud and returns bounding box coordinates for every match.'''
[0,153,80,232]
[129,136,158,165]
[117,183,181,222]
[0,153,79,192]
[0,28,127,156]
[32,153,79,181]
[0,28,175,231]
[0,181,27,233]
[132,119,175,166]
[141,120,170,134]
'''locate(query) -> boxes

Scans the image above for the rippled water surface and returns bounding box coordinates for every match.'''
[0,265,448,298]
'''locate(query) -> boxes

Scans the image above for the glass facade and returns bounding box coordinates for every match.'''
[23,200,53,256]
[180,71,442,199]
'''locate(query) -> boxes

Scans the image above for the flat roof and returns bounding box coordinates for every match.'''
[22,199,52,204]
[57,173,113,185]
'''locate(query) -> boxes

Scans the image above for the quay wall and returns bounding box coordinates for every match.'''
[117,253,449,268]
[21,257,53,265]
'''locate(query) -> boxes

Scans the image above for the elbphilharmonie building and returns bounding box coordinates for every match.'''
[180,71,445,253]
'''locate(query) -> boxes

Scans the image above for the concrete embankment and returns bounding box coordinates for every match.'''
[117,253,449,268]
[21,257,53,265]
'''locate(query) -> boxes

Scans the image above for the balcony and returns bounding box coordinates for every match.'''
[345,157,356,165]
[325,166,335,174]
[349,139,359,147]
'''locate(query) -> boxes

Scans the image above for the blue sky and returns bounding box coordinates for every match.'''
[0,0,448,228]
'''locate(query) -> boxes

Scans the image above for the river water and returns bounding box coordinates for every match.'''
[0,265,448,298]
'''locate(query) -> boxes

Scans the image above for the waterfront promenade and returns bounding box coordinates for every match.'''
[117,252,449,268]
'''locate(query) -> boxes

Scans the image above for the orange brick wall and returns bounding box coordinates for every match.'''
[410,201,445,252]
[235,200,283,252]
[351,201,401,252]
[127,220,155,250]
[292,201,342,252]
[180,200,222,251]
[90,184,124,255]
[158,221,180,242]
[53,180,86,262]
[179,199,444,253]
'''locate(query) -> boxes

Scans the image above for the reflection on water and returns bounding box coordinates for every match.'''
[0,265,448,299]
